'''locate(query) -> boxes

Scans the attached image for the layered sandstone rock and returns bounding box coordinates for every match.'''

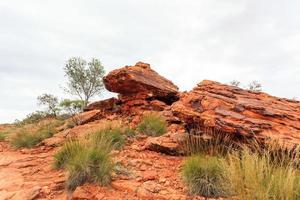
[172,80,300,145]
[84,62,180,118]
[103,62,179,104]
[84,97,119,112]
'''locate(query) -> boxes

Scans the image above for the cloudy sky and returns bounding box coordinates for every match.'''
[0,0,300,123]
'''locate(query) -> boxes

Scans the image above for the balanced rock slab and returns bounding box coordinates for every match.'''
[172,80,300,145]
[103,62,179,104]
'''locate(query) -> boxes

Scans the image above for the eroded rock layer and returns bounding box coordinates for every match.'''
[103,62,179,104]
[171,80,300,145]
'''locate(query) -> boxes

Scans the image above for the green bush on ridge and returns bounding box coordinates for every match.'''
[137,112,167,136]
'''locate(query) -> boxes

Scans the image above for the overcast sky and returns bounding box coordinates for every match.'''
[0,0,300,123]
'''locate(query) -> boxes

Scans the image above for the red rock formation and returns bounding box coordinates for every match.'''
[172,80,300,145]
[84,97,119,112]
[103,62,179,104]
[83,62,181,119]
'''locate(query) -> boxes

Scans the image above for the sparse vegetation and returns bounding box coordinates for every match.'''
[122,127,136,138]
[137,112,167,136]
[91,127,125,150]
[182,128,240,156]
[60,99,85,125]
[37,93,60,116]
[261,140,300,169]
[182,127,300,199]
[53,140,85,169]
[11,131,43,148]
[66,146,113,191]
[0,131,8,141]
[229,80,241,87]
[64,57,105,107]
[223,149,300,200]
[53,127,122,192]
[182,155,231,198]
[229,80,262,92]
[248,80,262,92]
[10,120,61,148]
[16,111,47,125]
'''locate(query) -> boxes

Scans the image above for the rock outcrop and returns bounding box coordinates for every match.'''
[172,80,300,145]
[84,97,119,112]
[103,62,179,104]
[89,62,181,119]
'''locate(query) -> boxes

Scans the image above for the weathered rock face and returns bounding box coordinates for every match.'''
[84,97,119,112]
[172,80,300,145]
[103,62,179,104]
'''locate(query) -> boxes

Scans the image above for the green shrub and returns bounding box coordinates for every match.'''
[182,155,231,198]
[54,131,115,192]
[0,132,8,141]
[66,147,113,191]
[53,140,85,169]
[223,149,300,200]
[11,131,42,148]
[123,127,136,138]
[36,124,56,138]
[19,111,47,125]
[91,128,125,150]
[137,112,167,136]
[11,123,57,149]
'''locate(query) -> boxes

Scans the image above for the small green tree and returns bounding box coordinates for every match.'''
[248,81,262,92]
[37,94,59,116]
[64,57,105,107]
[229,80,262,92]
[229,80,240,87]
[60,99,85,125]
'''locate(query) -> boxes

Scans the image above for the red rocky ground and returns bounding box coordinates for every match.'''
[1,62,300,199]
[0,122,212,200]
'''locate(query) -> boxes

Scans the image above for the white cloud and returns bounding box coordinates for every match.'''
[0,0,300,123]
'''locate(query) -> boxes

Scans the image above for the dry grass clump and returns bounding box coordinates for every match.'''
[11,131,43,148]
[182,155,231,198]
[0,131,8,141]
[137,112,167,136]
[66,146,113,191]
[53,140,86,169]
[181,127,242,157]
[53,138,114,192]
[223,149,300,200]
[91,128,125,150]
[261,140,300,169]
[182,126,300,199]
[11,123,57,148]
[53,125,134,192]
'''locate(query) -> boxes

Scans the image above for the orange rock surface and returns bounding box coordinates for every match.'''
[103,62,179,104]
[2,62,300,200]
[172,80,300,145]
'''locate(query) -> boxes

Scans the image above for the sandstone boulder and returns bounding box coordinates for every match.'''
[84,97,119,112]
[144,132,186,156]
[172,80,300,145]
[103,62,179,104]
